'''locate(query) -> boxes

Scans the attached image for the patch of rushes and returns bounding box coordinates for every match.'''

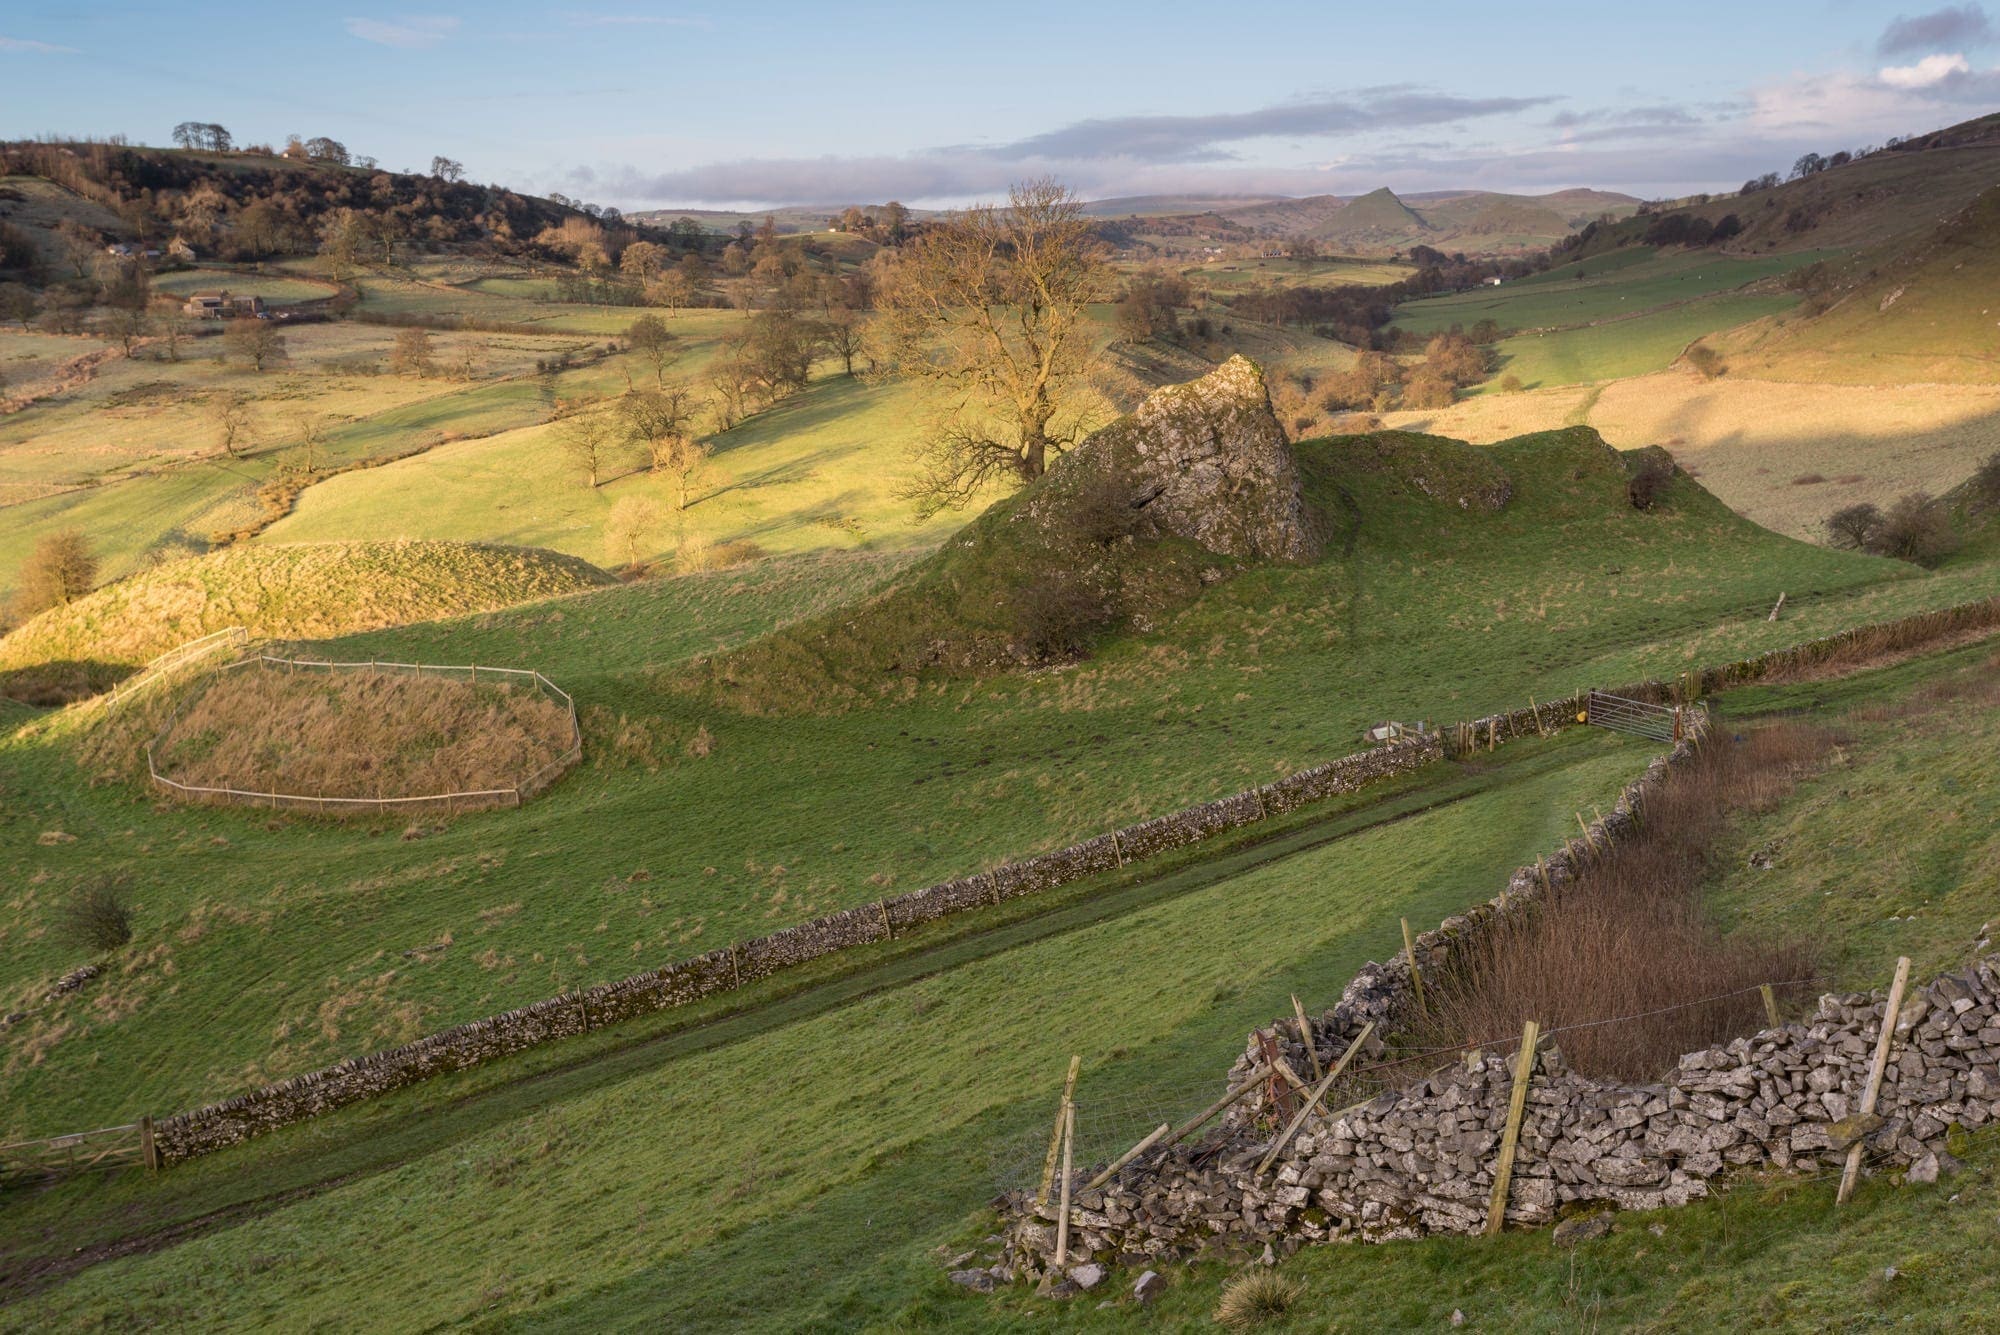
[152,663,575,805]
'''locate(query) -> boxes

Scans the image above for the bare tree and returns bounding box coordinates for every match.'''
[822,308,868,376]
[211,392,255,458]
[388,327,436,377]
[289,411,334,478]
[224,320,287,372]
[430,155,465,182]
[605,495,662,568]
[625,314,680,387]
[12,530,97,619]
[554,402,620,487]
[620,386,710,509]
[875,179,1108,516]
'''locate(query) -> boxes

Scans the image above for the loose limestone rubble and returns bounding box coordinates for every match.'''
[998,959,2000,1280]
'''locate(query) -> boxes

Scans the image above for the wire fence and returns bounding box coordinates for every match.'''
[102,626,248,709]
[999,976,1836,1197]
[143,653,582,816]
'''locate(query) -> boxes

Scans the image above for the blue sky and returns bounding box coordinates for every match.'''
[3,2,1997,207]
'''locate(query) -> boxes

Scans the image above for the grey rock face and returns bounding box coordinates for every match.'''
[1082,356,1321,564]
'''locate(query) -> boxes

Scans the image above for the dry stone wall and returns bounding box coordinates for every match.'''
[1001,959,2000,1280]
[144,593,2000,1165]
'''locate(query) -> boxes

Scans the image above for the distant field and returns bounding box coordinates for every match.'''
[1184,255,1414,293]
[148,268,337,303]
[1386,373,2000,539]
[1393,248,1826,336]
[1481,292,1800,389]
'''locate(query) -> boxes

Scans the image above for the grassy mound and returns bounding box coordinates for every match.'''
[152,664,575,806]
[0,541,613,704]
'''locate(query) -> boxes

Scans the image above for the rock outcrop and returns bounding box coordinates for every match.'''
[1077,355,1322,564]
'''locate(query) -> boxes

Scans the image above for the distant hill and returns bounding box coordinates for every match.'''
[1186,186,1638,254]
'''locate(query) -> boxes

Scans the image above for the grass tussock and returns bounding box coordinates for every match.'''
[1416,723,1832,1080]
[1214,1269,1305,1330]
[154,665,574,803]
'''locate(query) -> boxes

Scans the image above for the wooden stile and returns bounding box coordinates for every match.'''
[1837,957,1911,1206]
[1484,1019,1541,1235]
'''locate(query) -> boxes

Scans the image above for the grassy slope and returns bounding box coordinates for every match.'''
[0,731,1650,1332]
[9,633,2000,1332]
[3,427,1993,1135]
[0,540,613,674]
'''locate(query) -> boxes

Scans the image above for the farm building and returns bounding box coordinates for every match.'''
[181,290,267,319]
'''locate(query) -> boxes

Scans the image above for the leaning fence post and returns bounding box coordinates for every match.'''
[1035,1055,1082,1209]
[1837,956,1911,1206]
[1760,983,1781,1030]
[876,900,893,941]
[1292,994,1322,1083]
[1053,1100,1077,1267]
[1485,1019,1540,1236]
[1401,918,1429,1023]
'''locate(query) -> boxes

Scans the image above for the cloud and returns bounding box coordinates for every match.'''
[1545,105,1702,144]
[985,89,1558,163]
[344,15,460,49]
[0,35,78,53]
[1877,4,1993,55]
[1881,51,1974,86]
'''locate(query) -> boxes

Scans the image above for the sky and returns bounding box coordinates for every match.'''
[3,2,1998,209]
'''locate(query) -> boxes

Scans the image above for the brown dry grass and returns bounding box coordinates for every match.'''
[154,665,574,802]
[1414,723,1832,1080]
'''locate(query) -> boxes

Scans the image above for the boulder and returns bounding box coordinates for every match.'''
[1079,356,1321,564]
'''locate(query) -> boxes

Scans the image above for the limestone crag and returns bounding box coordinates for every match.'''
[1081,355,1321,564]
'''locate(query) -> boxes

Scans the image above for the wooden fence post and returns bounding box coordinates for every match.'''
[1292,994,1323,1083]
[1401,918,1429,1023]
[140,1115,159,1173]
[1053,1101,1077,1267]
[876,900,893,941]
[1035,1055,1081,1209]
[1837,956,1911,1206]
[1529,696,1547,738]
[1256,1022,1375,1174]
[1085,1122,1170,1192]
[1484,1019,1540,1236]
[1760,983,1781,1030]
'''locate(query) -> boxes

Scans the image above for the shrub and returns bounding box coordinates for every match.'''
[1791,473,1826,486]
[1870,492,1960,567]
[1686,345,1725,380]
[1400,368,1457,410]
[1069,469,1142,547]
[1215,1270,1305,1331]
[1826,502,1881,550]
[12,530,97,620]
[1498,373,1523,393]
[1011,574,1115,661]
[1627,455,1675,511]
[58,877,134,953]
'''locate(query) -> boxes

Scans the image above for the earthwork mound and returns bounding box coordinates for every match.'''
[147,656,581,815]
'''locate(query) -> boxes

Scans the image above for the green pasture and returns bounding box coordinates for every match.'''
[148,268,337,303]
[5,426,1994,1135]
[1393,248,1826,337]
[1482,293,1800,390]
[1186,255,1415,293]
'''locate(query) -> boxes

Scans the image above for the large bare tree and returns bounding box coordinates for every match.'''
[876,179,1107,516]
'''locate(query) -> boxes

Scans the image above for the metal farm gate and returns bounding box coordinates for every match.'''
[1583,690,1687,743]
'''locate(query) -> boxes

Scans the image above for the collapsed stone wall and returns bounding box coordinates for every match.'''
[145,592,2000,1165]
[1001,960,2000,1281]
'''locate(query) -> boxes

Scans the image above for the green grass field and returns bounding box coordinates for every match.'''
[1392,248,1824,338]
[5,634,1997,1332]
[5,425,1995,1140]
[1183,255,1415,294]
[1482,293,1801,389]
